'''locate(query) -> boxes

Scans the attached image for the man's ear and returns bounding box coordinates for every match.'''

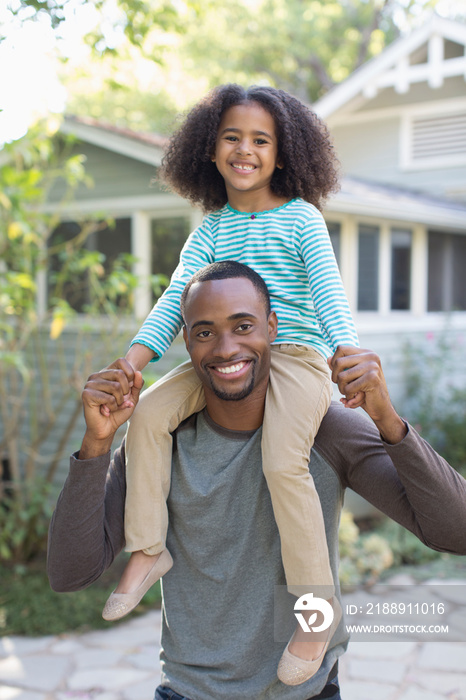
[268,311,278,342]
[183,326,189,351]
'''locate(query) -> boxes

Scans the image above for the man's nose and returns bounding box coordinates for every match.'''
[212,332,239,358]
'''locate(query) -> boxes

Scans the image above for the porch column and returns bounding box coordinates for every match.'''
[340,215,358,314]
[132,211,151,320]
[411,225,428,316]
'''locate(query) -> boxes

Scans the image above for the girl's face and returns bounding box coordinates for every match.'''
[213,101,283,210]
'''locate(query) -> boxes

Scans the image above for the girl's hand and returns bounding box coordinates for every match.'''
[340,390,365,409]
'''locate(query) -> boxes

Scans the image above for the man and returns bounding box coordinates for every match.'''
[48,261,466,700]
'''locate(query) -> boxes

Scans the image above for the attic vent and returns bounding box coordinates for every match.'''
[411,111,466,162]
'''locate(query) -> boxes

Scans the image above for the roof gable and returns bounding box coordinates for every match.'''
[315,15,466,120]
[61,116,166,166]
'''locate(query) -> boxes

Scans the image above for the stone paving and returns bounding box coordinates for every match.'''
[1,576,466,700]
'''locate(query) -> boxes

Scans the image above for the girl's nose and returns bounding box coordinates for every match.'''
[236,139,252,156]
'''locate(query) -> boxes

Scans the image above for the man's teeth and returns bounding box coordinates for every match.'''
[233,164,255,170]
[217,362,246,374]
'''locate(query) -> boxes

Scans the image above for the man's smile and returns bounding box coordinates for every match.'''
[208,360,252,376]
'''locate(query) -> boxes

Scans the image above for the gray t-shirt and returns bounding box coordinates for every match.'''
[47,403,466,699]
[161,410,344,699]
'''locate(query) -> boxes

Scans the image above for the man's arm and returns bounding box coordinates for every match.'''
[319,347,466,555]
[47,360,143,592]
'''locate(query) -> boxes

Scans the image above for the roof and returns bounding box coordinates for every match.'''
[314,15,466,120]
[328,176,466,230]
[61,115,167,166]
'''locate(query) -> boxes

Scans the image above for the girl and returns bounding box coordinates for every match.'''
[102,84,360,686]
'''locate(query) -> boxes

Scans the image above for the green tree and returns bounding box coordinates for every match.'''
[0,121,140,562]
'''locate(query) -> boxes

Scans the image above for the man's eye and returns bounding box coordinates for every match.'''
[197,330,212,338]
[237,323,252,332]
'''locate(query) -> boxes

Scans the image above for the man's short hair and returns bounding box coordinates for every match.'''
[180,261,272,322]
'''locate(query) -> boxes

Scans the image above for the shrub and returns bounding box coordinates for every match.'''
[400,332,466,476]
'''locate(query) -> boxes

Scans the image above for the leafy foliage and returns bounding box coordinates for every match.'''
[0,122,142,563]
[338,510,394,587]
[0,557,162,636]
[400,332,466,476]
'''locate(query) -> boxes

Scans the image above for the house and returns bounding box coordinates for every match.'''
[312,13,466,399]
[10,15,466,488]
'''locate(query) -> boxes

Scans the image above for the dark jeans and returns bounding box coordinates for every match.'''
[154,676,341,700]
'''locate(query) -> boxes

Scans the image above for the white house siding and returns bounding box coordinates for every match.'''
[330,118,401,183]
[48,142,160,203]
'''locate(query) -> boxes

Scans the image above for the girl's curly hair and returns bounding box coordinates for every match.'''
[160,84,340,213]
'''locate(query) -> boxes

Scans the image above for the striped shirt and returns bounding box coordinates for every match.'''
[132,198,359,360]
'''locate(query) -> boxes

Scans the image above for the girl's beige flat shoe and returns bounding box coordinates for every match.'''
[102,549,173,621]
[277,597,342,686]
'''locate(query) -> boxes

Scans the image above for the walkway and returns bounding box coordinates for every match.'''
[1,575,465,700]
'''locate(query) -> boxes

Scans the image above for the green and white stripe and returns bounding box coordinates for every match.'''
[132,199,359,361]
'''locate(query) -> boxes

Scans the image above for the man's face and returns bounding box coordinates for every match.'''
[183,277,277,403]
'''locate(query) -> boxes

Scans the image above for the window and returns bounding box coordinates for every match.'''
[357,225,379,311]
[428,231,466,311]
[48,218,131,312]
[151,217,191,301]
[326,221,341,267]
[391,229,411,311]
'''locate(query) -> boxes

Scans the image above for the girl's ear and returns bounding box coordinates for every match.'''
[276,160,284,170]
[211,154,216,163]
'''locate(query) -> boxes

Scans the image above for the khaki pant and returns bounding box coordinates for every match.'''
[125,345,334,597]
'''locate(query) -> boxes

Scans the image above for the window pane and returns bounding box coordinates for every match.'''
[326,221,341,267]
[48,218,131,312]
[151,217,191,301]
[428,231,466,312]
[453,235,466,310]
[428,231,445,311]
[358,225,379,311]
[391,229,411,311]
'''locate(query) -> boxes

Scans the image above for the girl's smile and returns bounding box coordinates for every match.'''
[213,102,286,212]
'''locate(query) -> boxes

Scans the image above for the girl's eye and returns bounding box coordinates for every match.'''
[225,135,238,142]
[255,138,267,145]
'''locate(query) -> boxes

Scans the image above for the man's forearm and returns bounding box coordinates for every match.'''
[372,405,408,445]
[79,431,115,460]
[47,442,127,592]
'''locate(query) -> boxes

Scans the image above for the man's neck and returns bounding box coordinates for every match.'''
[204,388,266,431]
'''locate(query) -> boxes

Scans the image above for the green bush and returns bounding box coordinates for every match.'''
[0,557,162,636]
[0,480,53,562]
[338,510,394,587]
[401,333,466,476]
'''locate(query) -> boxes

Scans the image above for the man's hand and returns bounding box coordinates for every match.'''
[328,346,407,444]
[79,359,144,459]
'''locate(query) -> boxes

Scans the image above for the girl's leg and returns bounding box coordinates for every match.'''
[263,345,334,597]
[102,361,205,621]
[263,345,338,683]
